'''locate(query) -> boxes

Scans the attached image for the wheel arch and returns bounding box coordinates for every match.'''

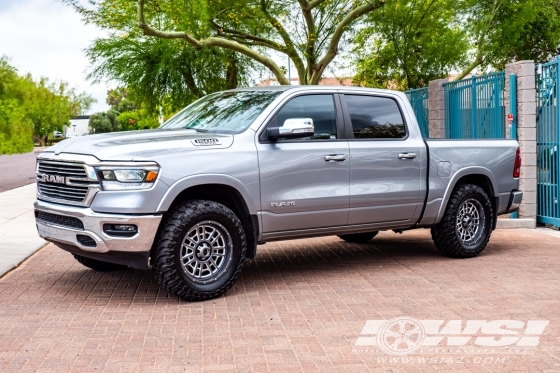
[156,175,259,258]
[157,174,258,214]
[435,167,498,228]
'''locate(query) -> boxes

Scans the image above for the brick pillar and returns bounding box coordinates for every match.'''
[505,61,537,224]
[428,79,447,138]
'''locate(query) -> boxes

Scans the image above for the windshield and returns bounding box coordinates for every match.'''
[161,90,281,133]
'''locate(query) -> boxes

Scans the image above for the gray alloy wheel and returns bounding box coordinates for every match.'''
[180,221,233,284]
[456,198,486,248]
[431,184,493,258]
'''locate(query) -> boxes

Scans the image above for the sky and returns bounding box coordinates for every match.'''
[0,0,110,114]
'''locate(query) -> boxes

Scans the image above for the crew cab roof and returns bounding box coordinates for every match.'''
[228,85,404,96]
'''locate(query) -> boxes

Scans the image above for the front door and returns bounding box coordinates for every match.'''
[257,94,350,233]
[341,93,424,225]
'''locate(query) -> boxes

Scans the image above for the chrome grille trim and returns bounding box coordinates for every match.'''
[37,161,88,178]
[36,160,100,206]
[38,183,88,202]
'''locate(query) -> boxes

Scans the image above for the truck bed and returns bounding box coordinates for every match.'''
[419,139,520,226]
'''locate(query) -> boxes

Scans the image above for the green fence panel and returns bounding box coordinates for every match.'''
[405,87,429,138]
[443,72,506,139]
[536,59,560,227]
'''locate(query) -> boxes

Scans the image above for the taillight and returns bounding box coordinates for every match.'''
[513,148,521,178]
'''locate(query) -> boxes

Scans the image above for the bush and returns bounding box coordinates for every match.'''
[118,110,159,131]
[0,133,33,154]
[0,99,33,154]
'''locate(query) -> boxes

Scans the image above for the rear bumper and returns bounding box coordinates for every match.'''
[504,190,523,214]
[34,200,162,269]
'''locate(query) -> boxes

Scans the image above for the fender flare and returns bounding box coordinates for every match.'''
[156,174,258,214]
[434,166,498,224]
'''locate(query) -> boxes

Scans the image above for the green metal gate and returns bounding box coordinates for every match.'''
[536,59,560,227]
[405,87,429,138]
[444,72,506,139]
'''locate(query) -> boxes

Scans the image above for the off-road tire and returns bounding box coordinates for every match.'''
[431,184,493,258]
[338,231,378,243]
[73,254,127,272]
[151,200,246,301]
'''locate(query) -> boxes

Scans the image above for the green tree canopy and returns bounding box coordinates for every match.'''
[0,57,32,153]
[25,78,95,146]
[89,110,120,134]
[352,0,468,90]
[0,56,95,152]
[90,87,160,134]
[64,0,386,85]
[455,0,560,80]
[88,34,255,114]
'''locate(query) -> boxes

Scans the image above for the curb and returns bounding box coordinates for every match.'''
[496,218,536,229]
[0,242,49,279]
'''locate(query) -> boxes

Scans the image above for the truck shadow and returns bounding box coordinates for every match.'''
[240,234,443,281]
[63,231,502,303]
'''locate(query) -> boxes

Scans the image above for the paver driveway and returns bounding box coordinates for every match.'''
[0,229,559,373]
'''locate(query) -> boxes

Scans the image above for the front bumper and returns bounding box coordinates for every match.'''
[34,200,162,269]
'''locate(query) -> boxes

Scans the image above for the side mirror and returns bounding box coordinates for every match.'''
[268,118,314,140]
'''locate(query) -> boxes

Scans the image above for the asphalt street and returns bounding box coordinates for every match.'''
[0,151,38,193]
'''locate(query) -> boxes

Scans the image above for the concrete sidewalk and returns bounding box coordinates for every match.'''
[0,183,46,277]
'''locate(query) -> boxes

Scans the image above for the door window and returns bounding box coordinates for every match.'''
[275,95,337,140]
[344,95,406,139]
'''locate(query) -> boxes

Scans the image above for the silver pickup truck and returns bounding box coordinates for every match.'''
[34,86,523,301]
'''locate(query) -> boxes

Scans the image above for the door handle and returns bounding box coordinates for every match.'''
[324,154,347,162]
[398,153,416,160]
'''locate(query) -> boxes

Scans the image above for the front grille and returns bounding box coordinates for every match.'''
[35,210,84,230]
[76,234,97,247]
[37,161,88,178]
[38,182,89,202]
[36,160,94,204]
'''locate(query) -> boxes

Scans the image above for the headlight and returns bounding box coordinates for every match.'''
[95,163,160,191]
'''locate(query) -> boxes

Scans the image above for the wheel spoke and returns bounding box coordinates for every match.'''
[406,325,421,337]
[181,250,194,260]
[209,230,220,243]
[403,338,416,348]
[182,254,195,264]
[398,320,408,334]
[388,338,403,349]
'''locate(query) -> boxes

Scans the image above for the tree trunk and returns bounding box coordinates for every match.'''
[33,134,46,147]
[181,68,204,98]
[454,54,484,81]
[226,54,238,89]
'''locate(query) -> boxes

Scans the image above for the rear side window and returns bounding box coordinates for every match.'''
[275,95,337,140]
[344,95,406,139]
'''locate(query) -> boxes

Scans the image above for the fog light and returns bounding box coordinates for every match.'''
[103,224,138,237]
[115,224,136,231]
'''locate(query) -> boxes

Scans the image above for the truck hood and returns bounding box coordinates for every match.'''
[44,129,235,161]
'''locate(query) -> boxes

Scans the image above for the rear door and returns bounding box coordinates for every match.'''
[256,93,350,233]
[341,93,424,225]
